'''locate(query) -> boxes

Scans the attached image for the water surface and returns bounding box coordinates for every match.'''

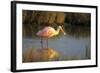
[23,34,90,60]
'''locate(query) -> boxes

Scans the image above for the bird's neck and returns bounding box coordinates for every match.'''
[55,27,60,35]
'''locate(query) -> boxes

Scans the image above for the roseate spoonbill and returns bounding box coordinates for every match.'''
[36,26,66,49]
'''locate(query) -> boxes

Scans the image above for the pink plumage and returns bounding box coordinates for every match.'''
[36,26,66,49]
[36,26,57,38]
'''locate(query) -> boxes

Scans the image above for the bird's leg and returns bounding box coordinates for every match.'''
[47,38,48,49]
[41,37,43,49]
[46,38,48,59]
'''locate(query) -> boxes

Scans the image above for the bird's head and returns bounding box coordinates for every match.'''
[58,26,66,35]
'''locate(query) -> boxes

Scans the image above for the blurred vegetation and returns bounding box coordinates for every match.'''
[22,10,91,38]
[65,13,91,26]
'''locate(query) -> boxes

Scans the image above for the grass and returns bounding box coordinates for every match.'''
[85,46,91,59]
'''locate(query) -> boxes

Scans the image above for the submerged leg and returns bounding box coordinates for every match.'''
[41,37,43,49]
[47,38,48,49]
